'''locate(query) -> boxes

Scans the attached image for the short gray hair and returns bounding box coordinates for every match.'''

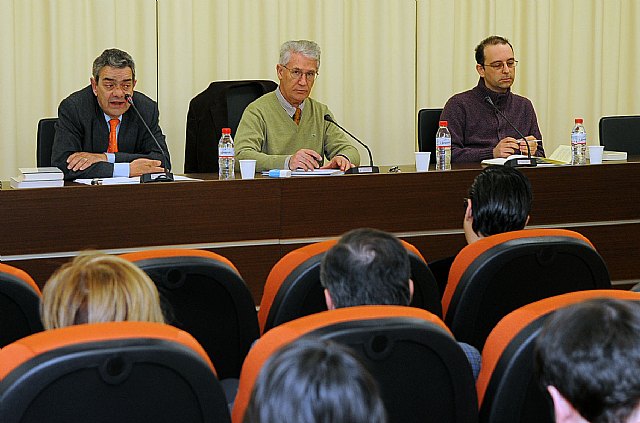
[92,48,136,82]
[279,40,321,69]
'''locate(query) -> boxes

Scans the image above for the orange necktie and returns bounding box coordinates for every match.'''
[293,108,301,125]
[108,118,119,153]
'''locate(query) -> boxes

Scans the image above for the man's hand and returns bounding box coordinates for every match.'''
[519,136,538,155]
[289,149,323,170]
[67,152,107,171]
[130,158,164,177]
[493,137,521,158]
[321,155,355,171]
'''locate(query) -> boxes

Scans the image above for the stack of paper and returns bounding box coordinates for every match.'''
[10,167,64,189]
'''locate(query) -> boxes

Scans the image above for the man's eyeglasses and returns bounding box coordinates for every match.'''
[483,60,518,70]
[282,65,318,82]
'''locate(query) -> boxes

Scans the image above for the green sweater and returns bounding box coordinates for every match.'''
[235,92,360,171]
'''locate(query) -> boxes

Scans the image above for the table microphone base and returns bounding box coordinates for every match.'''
[504,157,537,168]
[140,172,175,183]
[345,166,380,174]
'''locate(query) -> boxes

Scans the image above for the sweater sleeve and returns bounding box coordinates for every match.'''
[235,103,290,171]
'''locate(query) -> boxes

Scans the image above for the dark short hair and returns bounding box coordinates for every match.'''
[244,338,387,423]
[475,35,514,65]
[468,165,532,237]
[320,228,411,308]
[535,299,640,423]
[92,48,135,82]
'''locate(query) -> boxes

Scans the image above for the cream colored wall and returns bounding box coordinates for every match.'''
[1,0,639,180]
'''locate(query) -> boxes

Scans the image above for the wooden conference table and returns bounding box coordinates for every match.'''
[1,160,639,302]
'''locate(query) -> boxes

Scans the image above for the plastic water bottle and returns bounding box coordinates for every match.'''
[435,120,452,170]
[218,127,235,180]
[571,118,587,165]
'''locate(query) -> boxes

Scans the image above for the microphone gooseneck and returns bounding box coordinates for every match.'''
[125,94,174,182]
[323,114,378,174]
[483,96,537,167]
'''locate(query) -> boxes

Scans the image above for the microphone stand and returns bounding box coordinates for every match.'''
[125,94,174,182]
[484,96,537,168]
[323,114,379,174]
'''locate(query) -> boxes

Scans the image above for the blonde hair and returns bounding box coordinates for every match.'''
[41,252,165,329]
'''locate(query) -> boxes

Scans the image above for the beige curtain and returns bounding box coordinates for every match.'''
[1,0,639,180]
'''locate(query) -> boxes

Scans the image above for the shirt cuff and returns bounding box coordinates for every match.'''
[284,155,292,170]
[113,163,130,177]
[105,153,115,163]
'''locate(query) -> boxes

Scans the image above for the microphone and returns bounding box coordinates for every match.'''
[124,94,174,182]
[323,114,379,174]
[483,96,537,168]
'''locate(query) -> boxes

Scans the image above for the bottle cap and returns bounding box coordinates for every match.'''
[222,128,231,134]
[575,118,583,124]
[439,120,448,127]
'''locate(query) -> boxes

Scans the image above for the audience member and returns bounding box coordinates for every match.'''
[40,252,164,329]
[429,165,532,292]
[243,337,387,423]
[535,298,640,423]
[320,227,481,379]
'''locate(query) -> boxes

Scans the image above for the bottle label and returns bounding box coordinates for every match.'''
[571,133,586,145]
[436,137,451,148]
[219,146,234,158]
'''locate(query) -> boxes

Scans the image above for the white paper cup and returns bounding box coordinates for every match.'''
[589,146,604,164]
[415,152,431,172]
[239,159,257,179]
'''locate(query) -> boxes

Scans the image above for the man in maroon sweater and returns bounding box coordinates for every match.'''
[441,35,545,163]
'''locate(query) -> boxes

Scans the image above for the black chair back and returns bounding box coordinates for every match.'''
[0,265,43,348]
[262,250,443,335]
[444,230,612,351]
[417,108,443,163]
[185,80,277,173]
[599,115,640,154]
[123,251,260,379]
[37,118,58,167]
[0,323,231,423]
[308,317,478,423]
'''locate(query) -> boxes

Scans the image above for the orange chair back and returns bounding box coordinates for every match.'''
[442,229,610,350]
[120,249,258,379]
[234,305,477,423]
[477,290,640,423]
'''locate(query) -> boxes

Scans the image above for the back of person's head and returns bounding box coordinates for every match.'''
[41,252,165,329]
[243,337,387,423]
[535,298,640,423]
[468,165,532,237]
[320,228,411,308]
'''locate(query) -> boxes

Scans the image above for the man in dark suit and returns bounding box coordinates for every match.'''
[52,48,170,180]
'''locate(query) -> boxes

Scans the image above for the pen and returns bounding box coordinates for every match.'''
[91,179,103,185]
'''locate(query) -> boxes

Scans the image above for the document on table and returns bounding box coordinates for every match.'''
[290,169,344,176]
[261,169,344,177]
[481,155,567,166]
[74,175,202,185]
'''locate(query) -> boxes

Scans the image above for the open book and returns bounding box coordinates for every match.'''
[481,155,566,166]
